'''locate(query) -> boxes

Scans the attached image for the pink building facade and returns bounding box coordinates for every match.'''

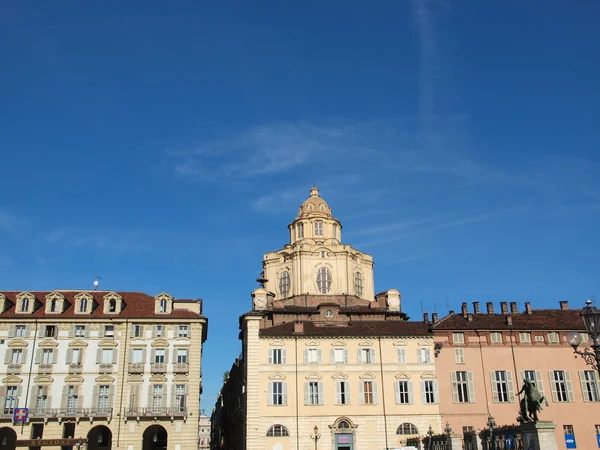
[433,300,600,450]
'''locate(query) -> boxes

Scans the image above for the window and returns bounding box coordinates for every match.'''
[79,298,87,312]
[417,348,432,364]
[35,386,47,413]
[279,271,290,297]
[151,385,163,412]
[454,348,465,364]
[132,349,144,363]
[102,349,113,364]
[354,272,363,297]
[50,299,58,312]
[335,381,350,405]
[132,325,142,337]
[11,349,23,364]
[155,325,164,337]
[155,349,165,364]
[269,349,286,364]
[321,251,325,258]
[45,325,56,338]
[315,221,323,236]
[423,380,438,404]
[361,381,376,404]
[67,386,78,413]
[452,371,475,403]
[75,325,85,338]
[519,332,531,343]
[325,310,334,318]
[396,348,406,364]
[104,325,114,338]
[109,299,116,312]
[580,370,599,402]
[304,348,321,364]
[71,348,82,365]
[452,332,465,344]
[97,385,110,412]
[595,424,600,434]
[331,348,347,364]
[269,381,286,405]
[297,223,304,239]
[550,370,573,402]
[563,425,574,435]
[316,267,332,294]
[332,223,337,239]
[21,298,29,312]
[490,332,502,343]
[15,325,26,338]
[491,370,514,403]
[580,332,589,344]
[41,349,53,364]
[178,326,189,338]
[305,381,323,405]
[395,380,412,404]
[175,384,187,411]
[4,386,17,413]
[520,370,544,395]
[548,332,560,344]
[396,423,419,435]
[177,349,188,364]
[159,299,167,313]
[359,348,375,364]
[534,335,544,343]
[266,425,290,437]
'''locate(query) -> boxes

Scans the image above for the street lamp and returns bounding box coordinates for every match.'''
[567,300,600,376]
[309,426,321,450]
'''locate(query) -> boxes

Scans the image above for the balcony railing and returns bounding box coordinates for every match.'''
[173,363,189,374]
[150,363,167,374]
[7,364,21,374]
[28,408,114,419]
[99,363,113,374]
[124,407,187,417]
[128,363,144,374]
[38,363,53,374]
[69,363,82,374]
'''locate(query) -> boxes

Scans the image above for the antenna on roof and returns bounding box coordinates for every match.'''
[93,274,102,290]
[420,299,424,314]
[445,293,449,310]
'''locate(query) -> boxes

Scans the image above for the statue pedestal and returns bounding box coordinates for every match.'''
[521,421,557,450]
[448,434,463,449]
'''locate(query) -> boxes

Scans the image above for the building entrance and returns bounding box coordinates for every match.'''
[335,433,353,450]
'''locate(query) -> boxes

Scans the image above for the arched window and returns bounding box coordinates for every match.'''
[279,272,290,298]
[80,298,88,313]
[50,299,58,312]
[109,299,116,312]
[297,223,304,239]
[316,267,332,294]
[396,423,419,435]
[354,272,363,297]
[266,425,289,437]
[159,299,167,313]
[21,298,29,312]
[314,220,323,236]
[337,420,351,430]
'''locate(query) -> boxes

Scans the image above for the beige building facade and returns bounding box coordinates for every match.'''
[0,290,207,450]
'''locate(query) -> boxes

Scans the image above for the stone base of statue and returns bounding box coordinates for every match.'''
[521,421,557,450]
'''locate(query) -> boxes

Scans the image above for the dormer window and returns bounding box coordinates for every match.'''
[159,299,167,313]
[154,293,173,314]
[21,298,29,312]
[314,221,323,236]
[102,292,123,314]
[109,300,116,312]
[45,292,65,314]
[79,298,87,313]
[50,299,58,312]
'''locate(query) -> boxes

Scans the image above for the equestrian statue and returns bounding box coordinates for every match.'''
[517,378,549,422]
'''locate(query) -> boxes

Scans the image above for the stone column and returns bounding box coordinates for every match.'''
[448,433,464,450]
[521,421,557,450]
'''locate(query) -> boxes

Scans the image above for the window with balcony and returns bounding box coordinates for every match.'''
[35,386,48,414]
[3,386,18,413]
[97,385,110,413]
[66,386,79,414]
[70,348,82,370]
[132,349,144,363]
[335,381,350,405]
[101,349,113,364]
[178,326,189,338]
[174,384,187,412]
[41,349,53,364]
[176,349,188,364]
[151,385,164,413]
[361,381,377,404]
[10,349,23,364]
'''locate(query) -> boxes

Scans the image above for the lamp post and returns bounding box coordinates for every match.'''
[309,426,321,450]
[567,299,600,377]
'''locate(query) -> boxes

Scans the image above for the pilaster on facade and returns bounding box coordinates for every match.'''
[243,315,262,450]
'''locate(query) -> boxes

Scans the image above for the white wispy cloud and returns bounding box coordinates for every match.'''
[43,226,147,253]
[0,211,24,234]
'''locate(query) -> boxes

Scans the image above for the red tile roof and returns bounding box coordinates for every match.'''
[259,320,431,338]
[432,310,584,331]
[0,291,205,320]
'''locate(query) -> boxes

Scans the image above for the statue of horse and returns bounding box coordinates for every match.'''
[518,379,549,422]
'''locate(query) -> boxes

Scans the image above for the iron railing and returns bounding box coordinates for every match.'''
[124,407,187,417]
[128,363,145,374]
[173,363,189,373]
[150,363,167,374]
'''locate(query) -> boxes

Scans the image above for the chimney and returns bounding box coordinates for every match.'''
[486,302,494,314]
[432,313,438,323]
[510,302,518,313]
[506,315,513,326]
[293,321,304,333]
[500,302,508,314]
[448,310,455,315]
[473,302,480,314]
[525,302,532,315]
[423,312,429,323]
[559,301,568,310]
[467,314,473,322]
[461,302,468,317]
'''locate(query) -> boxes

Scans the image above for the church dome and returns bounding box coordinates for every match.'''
[297,187,332,218]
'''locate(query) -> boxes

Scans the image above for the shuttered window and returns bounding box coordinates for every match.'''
[394,381,413,404]
[396,348,406,364]
[549,370,574,402]
[304,381,323,405]
[267,382,288,406]
[491,370,515,403]
[335,381,350,405]
[451,371,475,403]
[361,381,377,404]
[579,370,599,402]
[422,380,438,404]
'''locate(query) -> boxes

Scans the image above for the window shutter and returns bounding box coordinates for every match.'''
[187,326,192,338]
[467,371,476,403]
[304,382,309,405]
[317,349,322,364]
[60,385,69,411]
[420,381,426,404]
[397,348,406,364]
[330,349,335,364]
[394,381,401,404]
[343,349,348,364]
[282,349,287,364]
[533,371,544,395]
[151,349,156,363]
[38,325,46,338]
[130,384,140,409]
[303,350,308,364]
[164,348,169,363]
[170,386,176,408]
[99,325,105,338]
[130,325,136,336]
[161,386,167,407]
[357,349,362,364]
[142,349,147,362]
[565,371,574,402]
[29,387,37,410]
[425,349,432,364]
[108,385,115,408]
[267,382,273,406]
[3,351,10,365]
[490,371,499,402]
[128,349,133,363]
[335,382,341,404]
[84,326,90,338]
[92,385,99,409]
[21,348,27,363]
[112,348,118,364]
[433,381,439,404]
[66,349,73,364]
[519,371,525,385]
[507,371,515,402]
[68,325,75,338]
[147,386,154,409]
[345,381,351,404]
[25,325,31,338]
[451,372,459,403]
[96,348,102,364]
[359,382,365,404]
[0,387,6,408]
[152,326,157,338]
[373,382,379,404]
[282,382,288,405]
[35,349,42,364]
[579,371,589,402]
[549,371,558,402]
[407,381,414,404]
[52,349,58,364]
[371,349,376,364]
[8,325,15,338]
[268,349,273,364]
[318,382,324,404]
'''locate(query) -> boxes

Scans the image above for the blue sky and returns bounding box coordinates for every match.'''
[1,0,599,409]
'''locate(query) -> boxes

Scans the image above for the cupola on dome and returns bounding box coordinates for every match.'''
[297,187,332,218]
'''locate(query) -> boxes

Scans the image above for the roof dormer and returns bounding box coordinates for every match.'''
[74,292,95,315]
[16,292,36,314]
[0,294,12,314]
[45,292,67,314]
[103,292,123,314]
[154,292,174,314]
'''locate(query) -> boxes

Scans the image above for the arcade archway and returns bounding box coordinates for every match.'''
[0,427,17,450]
[142,425,167,450]
[87,426,112,450]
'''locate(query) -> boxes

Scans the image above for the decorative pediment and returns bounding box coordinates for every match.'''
[173,374,189,382]
[151,339,169,348]
[150,374,167,383]
[417,340,433,347]
[358,341,373,347]
[154,292,174,314]
[305,340,320,347]
[45,292,65,302]
[103,292,123,314]
[130,343,148,349]
[38,339,59,348]
[331,372,348,380]
[2,376,23,385]
[68,340,89,348]
[98,339,118,349]
[33,375,54,385]
[74,292,94,315]
[269,340,285,347]
[45,291,67,314]
[7,339,28,348]
[74,292,94,302]
[359,373,376,380]
[393,340,408,347]
[173,343,191,348]
[331,341,346,347]
[15,292,35,314]
[95,375,115,383]
[305,373,322,380]
[420,372,437,380]
[65,375,85,384]
[395,373,411,380]
[269,373,286,381]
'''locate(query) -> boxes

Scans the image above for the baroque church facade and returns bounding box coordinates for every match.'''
[212,188,442,450]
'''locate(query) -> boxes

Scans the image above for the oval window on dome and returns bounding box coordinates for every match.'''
[316,267,332,294]
[279,271,290,298]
